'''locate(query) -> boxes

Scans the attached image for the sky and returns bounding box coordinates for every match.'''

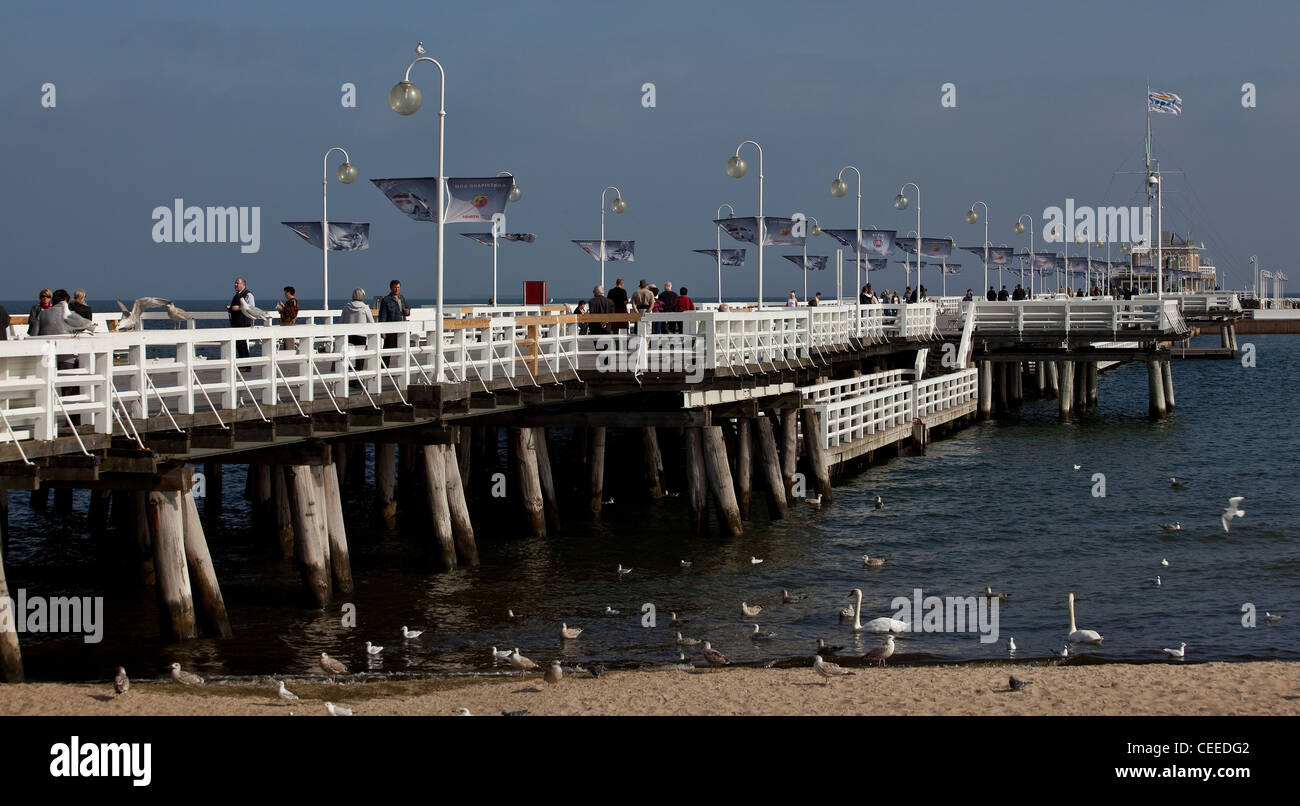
[1,0,1296,305]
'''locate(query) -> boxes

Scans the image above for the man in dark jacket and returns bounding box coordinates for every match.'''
[1012,284,1026,300]
[657,281,680,333]
[588,284,615,335]
[227,277,255,358]
[997,286,1010,301]
[986,286,996,301]
[607,277,629,333]
[377,280,410,364]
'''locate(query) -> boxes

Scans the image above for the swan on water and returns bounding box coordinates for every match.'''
[1162,642,1186,659]
[1067,592,1103,644]
[846,588,907,633]
[679,560,692,568]
[604,606,620,615]
[1221,497,1245,533]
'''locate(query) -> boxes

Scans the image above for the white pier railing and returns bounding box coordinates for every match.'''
[798,367,979,450]
[968,298,1186,335]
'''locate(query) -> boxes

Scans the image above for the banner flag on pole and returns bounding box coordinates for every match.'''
[281,221,371,251]
[1148,90,1182,116]
[692,248,746,266]
[897,238,953,260]
[714,216,806,246]
[372,176,513,223]
[961,246,1015,266]
[941,263,962,275]
[572,240,635,261]
[782,254,827,271]
[824,228,897,256]
[461,232,538,245]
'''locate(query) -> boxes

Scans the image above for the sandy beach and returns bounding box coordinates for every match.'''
[1,661,1296,716]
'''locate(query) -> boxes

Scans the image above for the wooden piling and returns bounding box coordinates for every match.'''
[374,443,397,526]
[779,411,798,500]
[203,462,222,515]
[735,419,752,519]
[512,428,547,539]
[1036,361,1047,398]
[284,465,331,607]
[588,426,607,517]
[0,492,7,556]
[29,486,48,512]
[180,487,232,638]
[148,490,198,641]
[457,426,472,487]
[1058,360,1074,420]
[1147,360,1167,418]
[1047,360,1059,397]
[753,416,788,518]
[423,445,458,570]
[0,540,23,682]
[332,441,348,489]
[684,427,708,534]
[701,426,743,536]
[443,442,479,565]
[88,489,110,538]
[532,427,560,533]
[272,463,294,558]
[1011,361,1023,407]
[1161,360,1175,411]
[800,408,834,501]
[1087,361,1099,409]
[995,363,1008,411]
[131,491,155,586]
[978,360,993,419]
[310,466,331,571]
[642,426,666,500]
[321,463,354,596]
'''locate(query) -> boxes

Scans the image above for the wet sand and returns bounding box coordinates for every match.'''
[1,661,1297,716]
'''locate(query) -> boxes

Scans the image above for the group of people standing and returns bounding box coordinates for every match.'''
[858,284,923,305]
[577,278,695,335]
[4,288,98,342]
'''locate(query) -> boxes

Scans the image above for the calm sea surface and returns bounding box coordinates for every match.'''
[3,317,1296,682]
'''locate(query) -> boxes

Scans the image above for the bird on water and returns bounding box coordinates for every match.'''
[1066,593,1103,644]
[700,642,730,667]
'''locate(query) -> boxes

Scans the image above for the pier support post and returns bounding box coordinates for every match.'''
[995,363,1008,412]
[1073,361,1087,413]
[422,445,458,570]
[1046,360,1059,397]
[1220,325,1231,349]
[978,361,993,419]
[1147,360,1167,418]
[588,426,607,517]
[148,490,198,641]
[1087,362,1099,409]
[88,488,110,538]
[1058,360,1074,420]
[322,463,354,596]
[130,491,155,586]
[332,441,348,490]
[1036,361,1047,398]
[29,486,48,512]
[374,443,397,527]
[254,464,274,527]
[642,426,666,501]
[684,427,708,534]
[1228,323,1238,352]
[735,419,752,520]
[1161,360,1175,411]
[0,540,23,682]
[753,416,788,519]
[0,492,7,556]
[457,426,472,487]
[284,465,331,607]
[800,408,834,502]
[532,427,560,533]
[512,428,547,539]
[180,487,232,638]
[1010,362,1023,408]
[779,411,798,500]
[203,462,222,517]
[443,442,479,564]
[701,426,743,536]
[272,464,294,559]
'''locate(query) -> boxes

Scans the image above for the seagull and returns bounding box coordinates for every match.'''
[325,702,353,717]
[750,623,776,640]
[604,607,620,615]
[544,661,563,685]
[1008,637,1017,653]
[560,623,583,640]
[1009,675,1032,691]
[1162,642,1187,659]
[862,554,886,567]
[985,586,1010,599]
[806,494,822,508]
[864,634,896,666]
[401,626,424,639]
[1057,644,1071,659]
[170,662,204,686]
[741,602,762,618]
[838,603,856,622]
[163,301,192,327]
[502,709,531,717]
[1149,575,1162,587]
[415,42,426,55]
[365,641,384,655]
[453,707,472,716]
[670,612,688,626]
[1073,464,1081,471]
[242,302,272,324]
[700,642,731,667]
[617,564,632,577]
[1265,612,1282,624]
[507,609,522,621]
[1170,477,1187,489]
[509,648,538,672]
[679,560,692,568]
[782,589,805,603]
[491,647,513,660]
[277,680,299,701]
[1160,522,1182,531]
[750,557,764,565]
[115,297,175,331]
[603,497,615,505]
[114,667,129,696]
[1161,558,1170,567]
[1222,496,1245,533]
[874,496,884,509]
[813,654,853,684]
[320,653,347,675]
[816,639,842,656]
[676,632,701,646]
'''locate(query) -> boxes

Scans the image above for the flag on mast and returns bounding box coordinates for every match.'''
[1148,90,1182,115]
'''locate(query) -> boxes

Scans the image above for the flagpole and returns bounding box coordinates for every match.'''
[726,141,764,309]
[321,147,355,312]
[717,203,735,305]
[600,186,625,291]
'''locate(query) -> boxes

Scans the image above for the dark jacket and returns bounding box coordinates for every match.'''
[607,285,629,312]
[997,289,1010,301]
[229,288,253,327]
[986,289,997,301]
[1012,287,1026,300]
[0,305,9,340]
[588,293,615,335]
[657,290,679,312]
[378,293,408,323]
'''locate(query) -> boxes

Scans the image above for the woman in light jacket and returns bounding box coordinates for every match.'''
[338,287,375,370]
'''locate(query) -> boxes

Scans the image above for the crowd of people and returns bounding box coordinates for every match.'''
[576,278,697,335]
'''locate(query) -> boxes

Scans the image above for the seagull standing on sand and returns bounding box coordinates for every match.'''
[365,641,384,655]
[277,680,299,701]
[700,642,731,667]
[325,702,353,716]
[1222,497,1245,533]
[453,707,471,716]
[741,602,762,618]
[509,648,538,673]
[1162,642,1187,660]
[544,661,563,685]
[560,623,583,640]
[813,654,853,684]
[401,626,424,639]
[114,667,130,696]
[864,634,896,666]
[320,653,347,675]
[170,662,204,686]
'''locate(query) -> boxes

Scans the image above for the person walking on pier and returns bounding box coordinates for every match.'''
[658,282,680,333]
[28,288,51,336]
[227,277,255,358]
[1012,284,1026,301]
[810,291,821,306]
[378,280,410,366]
[275,286,299,351]
[678,286,696,313]
[787,289,799,307]
[962,289,974,302]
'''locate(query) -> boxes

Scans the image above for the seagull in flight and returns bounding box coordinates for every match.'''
[416,42,426,55]
[1222,497,1245,532]
[116,297,181,331]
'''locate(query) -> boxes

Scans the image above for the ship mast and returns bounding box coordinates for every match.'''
[1146,79,1164,298]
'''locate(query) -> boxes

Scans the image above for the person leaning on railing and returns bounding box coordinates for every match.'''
[275,285,299,351]
[377,279,410,367]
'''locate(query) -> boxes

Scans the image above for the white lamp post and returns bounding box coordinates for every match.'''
[1249,254,1258,299]
[727,140,764,308]
[716,203,735,305]
[599,185,627,290]
[895,184,921,301]
[390,46,447,380]
[800,215,822,305]
[486,170,522,307]
[831,165,862,328]
[966,201,990,292]
[320,146,357,312]
[1014,215,1034,298]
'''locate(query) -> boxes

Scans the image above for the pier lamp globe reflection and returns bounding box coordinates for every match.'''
[389,80,423,115]
[830,177,848,198]
[725,155,748,179]
[893,193,909,211]
[335,162,357,184]
[1014,220,1026,235]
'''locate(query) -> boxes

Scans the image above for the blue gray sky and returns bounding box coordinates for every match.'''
[2,0,1295,305]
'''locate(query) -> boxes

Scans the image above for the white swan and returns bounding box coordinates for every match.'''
[1067,592,1103,644]
[847,588,907,633]
[1162,642,1186,659]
